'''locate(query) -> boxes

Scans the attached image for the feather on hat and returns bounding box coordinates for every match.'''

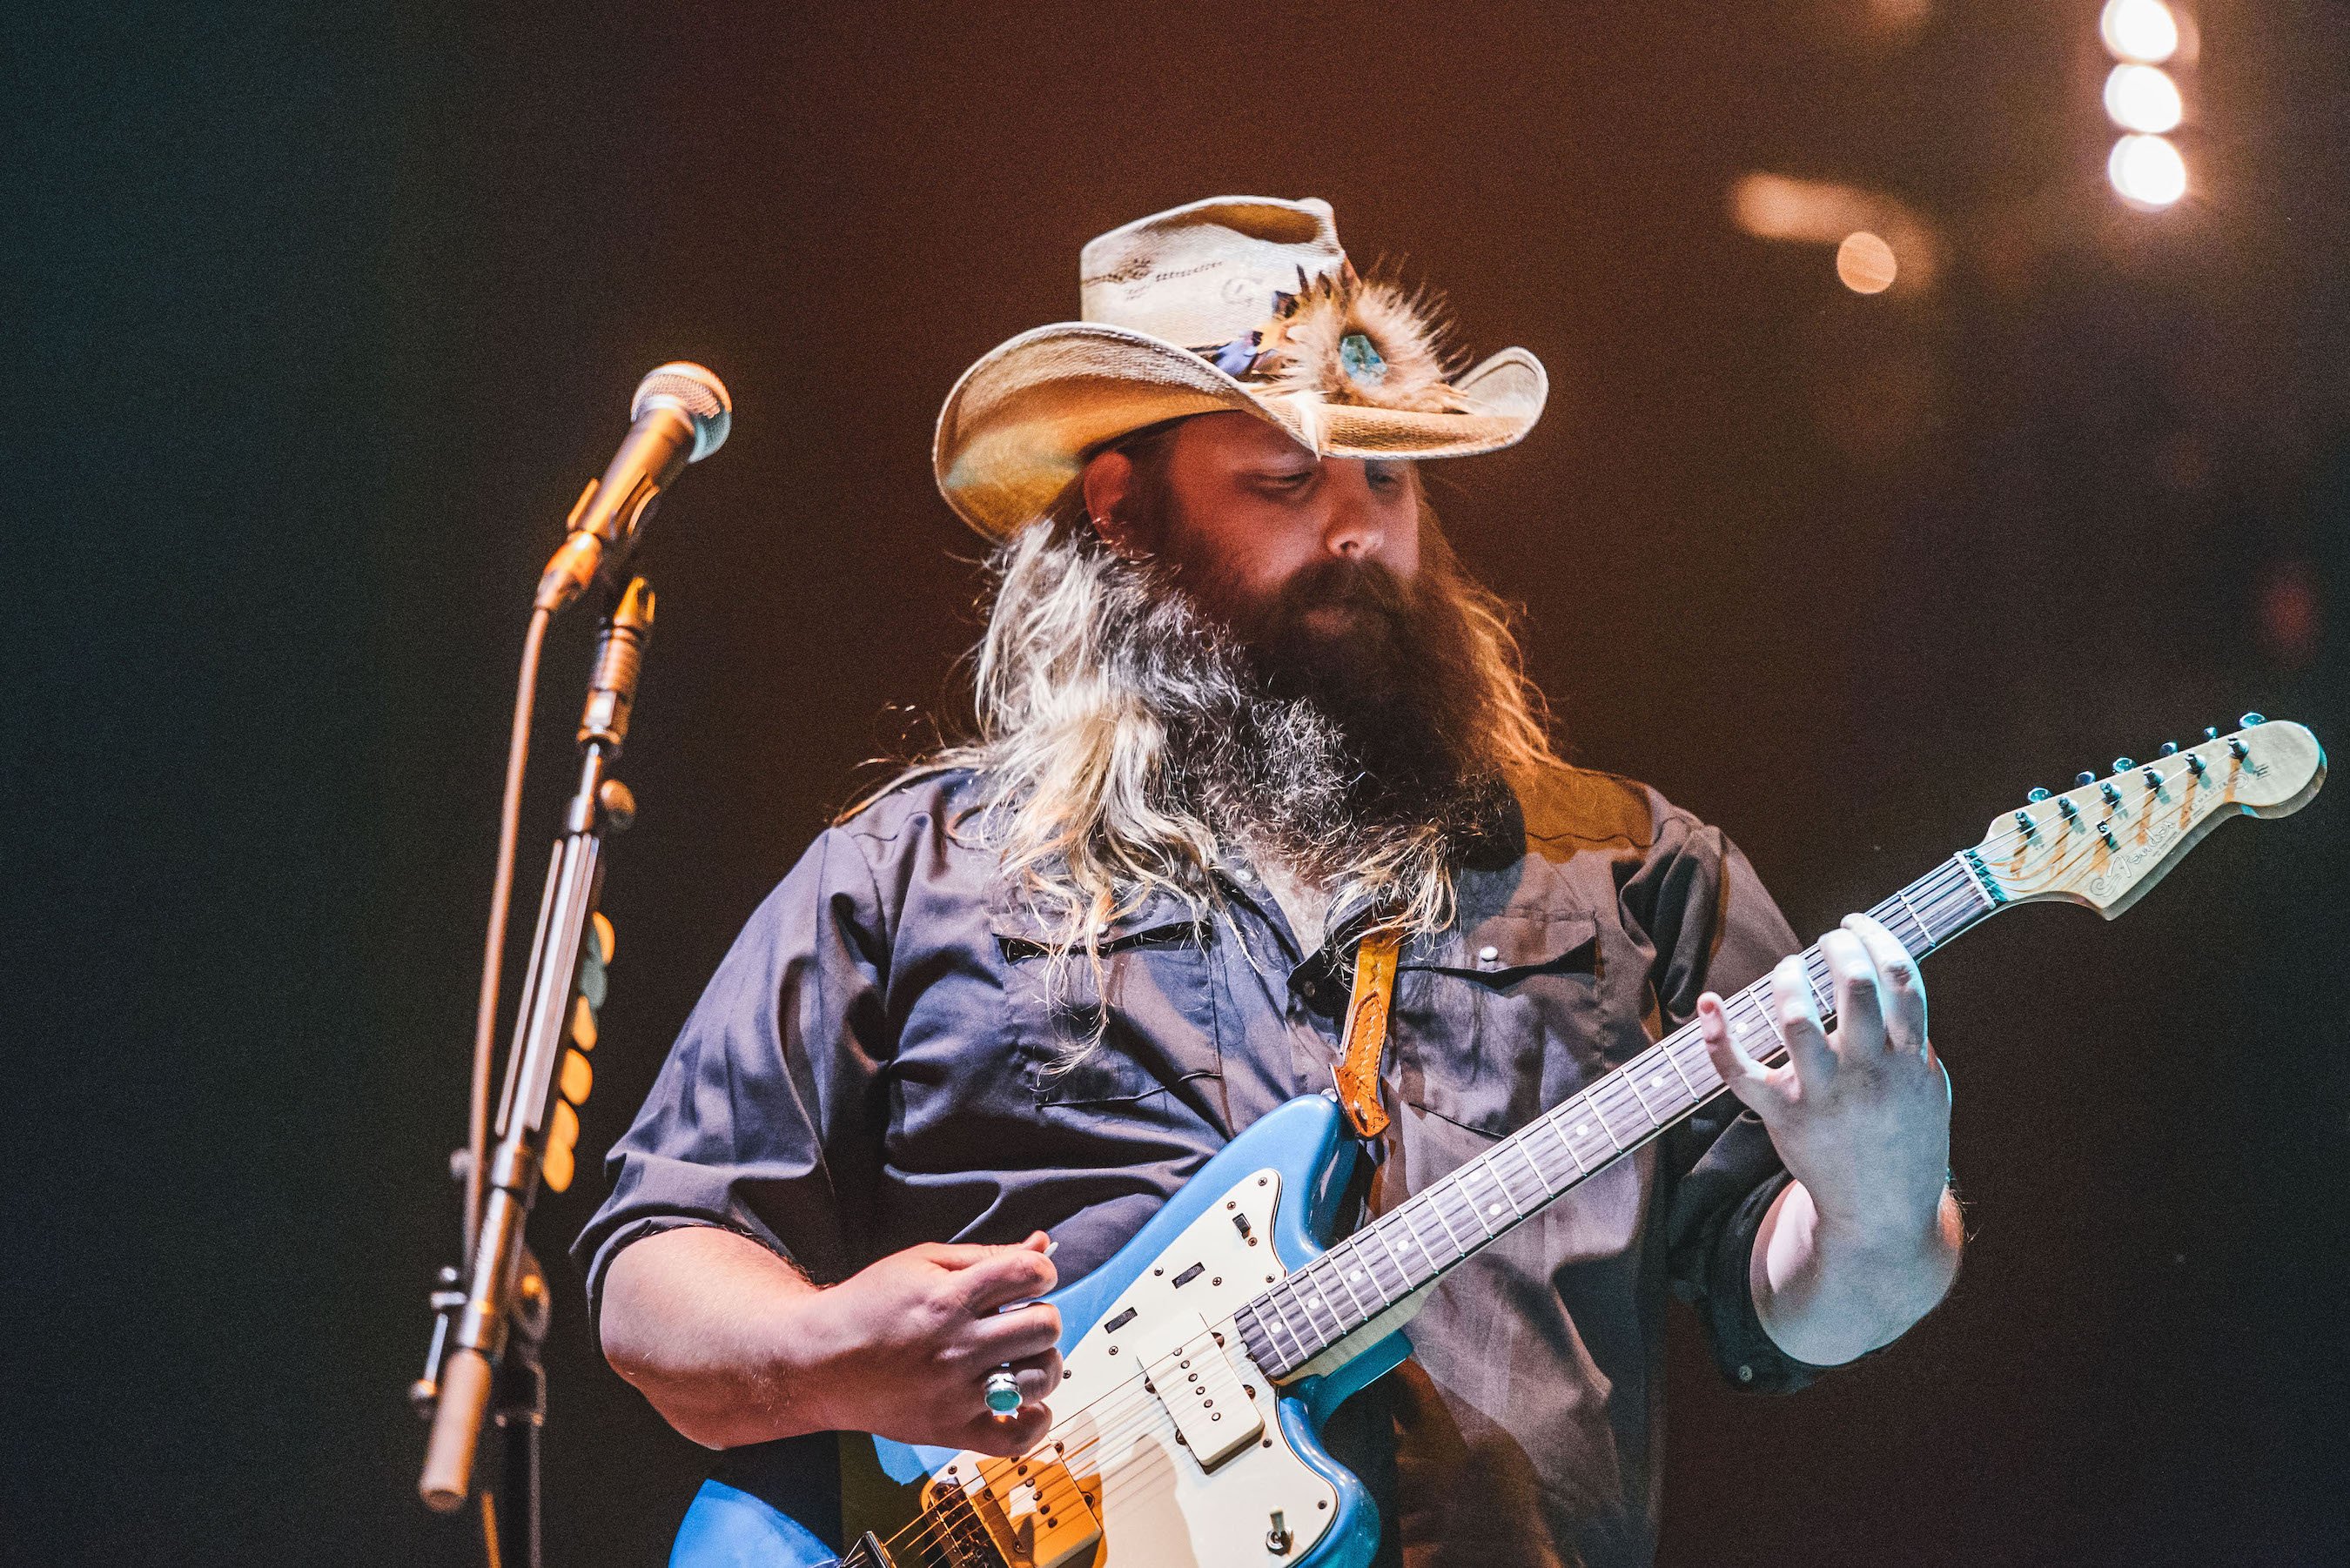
[934,196,1547,539]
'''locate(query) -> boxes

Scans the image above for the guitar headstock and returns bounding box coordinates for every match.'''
[1973,716,2326,917]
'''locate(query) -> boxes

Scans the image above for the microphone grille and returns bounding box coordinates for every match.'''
[632,362,733,462]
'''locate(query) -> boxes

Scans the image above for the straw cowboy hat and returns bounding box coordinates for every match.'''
[933,195,1548,539]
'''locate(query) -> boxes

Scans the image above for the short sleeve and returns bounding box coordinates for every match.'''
[571,828,895,1328]
[1626,810,1830,1393]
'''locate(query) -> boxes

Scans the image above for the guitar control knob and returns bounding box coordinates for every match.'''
[2240,712,2266,727]
[2159,741,2179,757]
[2027,787,2051,802]
[2113,757,2135,773]
[2076,771,2097,787]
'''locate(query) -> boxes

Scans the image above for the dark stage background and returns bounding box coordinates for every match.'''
[14,3,2350,1564]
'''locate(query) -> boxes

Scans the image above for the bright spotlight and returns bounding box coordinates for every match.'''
[2101,0,2179,64]
[1836,231,1898,294]
[2105,64,2183,133]
[2109,134,2187,208]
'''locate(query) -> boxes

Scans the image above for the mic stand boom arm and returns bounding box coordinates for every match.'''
[418,576,656,1558]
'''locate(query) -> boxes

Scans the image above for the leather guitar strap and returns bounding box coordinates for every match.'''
[1333,926,1404,1137]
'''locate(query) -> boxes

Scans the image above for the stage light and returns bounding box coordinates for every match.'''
[1836,231,1898,294]
[2101,0,2179,63]
[2105,64,2183,133]
[2109,133,2187,208]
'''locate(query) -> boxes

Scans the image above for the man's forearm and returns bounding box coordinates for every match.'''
[600,1224,832,1450]
[1750,1178,1963,1367]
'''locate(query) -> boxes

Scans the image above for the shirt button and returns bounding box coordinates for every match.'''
[1477,944,1501,968]
[1300,980,1319,1000]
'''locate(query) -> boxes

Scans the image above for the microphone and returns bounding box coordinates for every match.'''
[535,362,732,612]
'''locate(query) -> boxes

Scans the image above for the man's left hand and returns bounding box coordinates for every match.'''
[1696,913,1952,1247]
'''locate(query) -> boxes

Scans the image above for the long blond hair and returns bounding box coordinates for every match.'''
[881,467,1560,995]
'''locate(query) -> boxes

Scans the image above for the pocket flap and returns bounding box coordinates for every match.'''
[1404,909,1597,982]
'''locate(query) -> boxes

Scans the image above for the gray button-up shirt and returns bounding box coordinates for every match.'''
[578,764,1821,1568]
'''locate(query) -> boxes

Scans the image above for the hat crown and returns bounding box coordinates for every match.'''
[1078,196,1347,351]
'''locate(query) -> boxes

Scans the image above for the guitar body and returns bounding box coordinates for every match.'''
[661,719,2328,1568]
[671,1094,1401,1568]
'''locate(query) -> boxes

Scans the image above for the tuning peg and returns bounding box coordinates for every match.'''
[2076,771,2097,787]
[2186,752,2207,777]
[2229,735,2250,761]
[2013,808,2036,834]
[2142,767,2162,791]
[2240,712,2266,727]
[2113,757,2135,773]
[2158,741,2179,757]
[2204,727,2219,741]
[2027,787,2051,802]
[2057,796,2081,821]
[2100,780,2124,806]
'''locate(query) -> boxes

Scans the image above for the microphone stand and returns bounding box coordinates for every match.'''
[415,574,656,1565]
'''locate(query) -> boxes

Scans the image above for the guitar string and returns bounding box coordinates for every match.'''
[864,764,2228,1560]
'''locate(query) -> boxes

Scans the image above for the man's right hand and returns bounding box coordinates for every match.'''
[600,1224,1063,1457]
[797,1233,1063,1455]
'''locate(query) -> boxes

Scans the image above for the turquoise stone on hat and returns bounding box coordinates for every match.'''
[1339,332,1387,385]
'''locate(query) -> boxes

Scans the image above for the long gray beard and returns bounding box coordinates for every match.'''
[1098,556,1500,888]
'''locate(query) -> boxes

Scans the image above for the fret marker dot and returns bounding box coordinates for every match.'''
[1574,1123,1588,1135]
[1487,1204,1502,1216]
[1649,1075,1664,1089]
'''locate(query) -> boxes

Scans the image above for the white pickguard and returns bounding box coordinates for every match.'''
[930,1169,1340,1568]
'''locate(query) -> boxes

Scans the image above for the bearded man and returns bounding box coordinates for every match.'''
[579,197,1963,1568]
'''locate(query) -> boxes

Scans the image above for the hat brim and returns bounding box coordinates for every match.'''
[933,322,1547,539]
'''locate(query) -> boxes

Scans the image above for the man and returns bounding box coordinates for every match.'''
[579,197,1962,1567]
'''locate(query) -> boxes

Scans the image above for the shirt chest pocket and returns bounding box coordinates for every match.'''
[1389,910,1607,1138]
[993,914,1224,1108]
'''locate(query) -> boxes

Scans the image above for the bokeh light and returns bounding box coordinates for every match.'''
[1836,231,1899,293]
[2105,64,2183,133]
[2109,133,2188,207]
[2100,0,2179,63]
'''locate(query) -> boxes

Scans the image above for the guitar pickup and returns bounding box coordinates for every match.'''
[1145,1317,1265,1471]
[1102,1306,1137,1334]
[1172,1262,1205,1289]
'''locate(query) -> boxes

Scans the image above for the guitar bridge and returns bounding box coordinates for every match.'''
[923,1446,1103,1568]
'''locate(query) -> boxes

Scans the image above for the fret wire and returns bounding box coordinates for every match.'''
[1366,1225,1414,1296]
[1659,1041,1705,1102]
[1395,1199,1450,1275]
[1257,1297,1307,1364]
[1425,1187,1474,1252]
[1324,1244,1383,1318]
[1505,1138,1554,1202]
[1266,1284,1318,1359]
[1348,1231,1400,1306]
[1463,1165,1509,1231]
[1541,1112,1588,1176]
[1273,1275,1329,1350]
[1319,1250,1374,1322]
[1631,1053,1686,1116]
[1291,1270,1345,1340]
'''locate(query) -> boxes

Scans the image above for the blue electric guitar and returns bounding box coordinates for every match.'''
[672,720,2324,1568]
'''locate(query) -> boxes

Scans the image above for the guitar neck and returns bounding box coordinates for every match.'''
[1234,851,2004,1379]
